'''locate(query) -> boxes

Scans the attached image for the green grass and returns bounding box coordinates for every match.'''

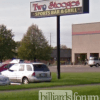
[0,72,100,91]
[0,85,100,100]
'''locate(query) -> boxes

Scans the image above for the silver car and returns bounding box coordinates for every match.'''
[0,73,10,85]
[88,57,100,67]
[1,63,51,84]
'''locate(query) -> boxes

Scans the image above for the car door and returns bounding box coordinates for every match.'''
[16,64,26,82]
[26,64,33,76]
[8,64,19,82]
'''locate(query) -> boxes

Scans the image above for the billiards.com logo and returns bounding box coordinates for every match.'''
[39,90,99,100]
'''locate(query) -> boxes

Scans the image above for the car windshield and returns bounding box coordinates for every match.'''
[33,64,49,71]
[5,64,14,69]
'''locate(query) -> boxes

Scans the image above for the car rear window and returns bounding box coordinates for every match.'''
[33,64,49,71]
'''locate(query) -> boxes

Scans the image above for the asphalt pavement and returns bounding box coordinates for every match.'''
[48,65,100,72]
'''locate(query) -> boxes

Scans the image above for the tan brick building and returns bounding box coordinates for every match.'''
[72,22,100,64]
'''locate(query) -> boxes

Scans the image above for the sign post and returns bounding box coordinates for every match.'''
[30,0,89,79]
[57,15,60,79]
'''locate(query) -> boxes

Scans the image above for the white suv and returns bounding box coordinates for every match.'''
[88,57,100,67]
[1,63,51,84]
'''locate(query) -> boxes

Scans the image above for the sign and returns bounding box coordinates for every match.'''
[30,0,83,18]
[30,0,89,79]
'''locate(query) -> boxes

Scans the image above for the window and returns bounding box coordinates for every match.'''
[94,58,98,60]
[5,64,14,69]
[9,64,19,71]
[20,60,24,63]
[19,65,25,71]
[26,65,32,71]
[33,64,49,71]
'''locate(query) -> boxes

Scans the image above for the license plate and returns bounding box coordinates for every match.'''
[40,73,47,77]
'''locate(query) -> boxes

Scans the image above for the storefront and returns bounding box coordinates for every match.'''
[72,22,100,64]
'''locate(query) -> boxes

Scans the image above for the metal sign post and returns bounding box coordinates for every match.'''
[30,0,89,79]
[57,15,60,79]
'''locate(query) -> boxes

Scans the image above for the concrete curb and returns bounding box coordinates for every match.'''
[49,65,90,68]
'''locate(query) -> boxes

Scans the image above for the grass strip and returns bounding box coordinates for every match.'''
[0,72,100,91]
[0,85,100,100]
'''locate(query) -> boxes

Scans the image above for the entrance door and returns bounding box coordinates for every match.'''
[75,53,87,64]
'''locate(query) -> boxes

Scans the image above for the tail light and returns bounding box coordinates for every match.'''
[50,72,51,76]
[32,72,35,76]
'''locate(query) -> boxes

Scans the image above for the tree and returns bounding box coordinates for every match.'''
[0,25,16,62]
[53,45,68,49]
[15,41,21,57]
[60,45,68,49]
[18,24,52,61]
[16,41,20,48]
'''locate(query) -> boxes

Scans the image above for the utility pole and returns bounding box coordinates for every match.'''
[50,33,51,47]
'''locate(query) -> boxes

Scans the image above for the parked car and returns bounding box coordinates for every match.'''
[0,73,10,85]
[0,59,24,72]
[0,63,14,72]
[88,57,100,67]
[1,63,52,84]
[10,59,24,64]
[0,62,2,66]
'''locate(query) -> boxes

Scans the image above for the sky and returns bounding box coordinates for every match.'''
[0,0,100,48]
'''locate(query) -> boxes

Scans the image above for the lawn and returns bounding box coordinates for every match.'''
[0,72,100,91]
[0,85,100,100]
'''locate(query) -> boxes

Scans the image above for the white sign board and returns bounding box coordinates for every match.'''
[30,0,83,18]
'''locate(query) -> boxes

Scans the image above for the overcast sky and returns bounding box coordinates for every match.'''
[0,0,100,48]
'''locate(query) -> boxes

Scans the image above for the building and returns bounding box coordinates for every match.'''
[72,22,100,64]
[51,49,71,64]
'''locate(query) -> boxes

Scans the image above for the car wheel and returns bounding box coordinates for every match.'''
[22,78,29,84]
[90,65,93,67]
[96,64,99,67]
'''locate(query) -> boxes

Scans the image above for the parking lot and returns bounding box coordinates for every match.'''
[48,65,100,72]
